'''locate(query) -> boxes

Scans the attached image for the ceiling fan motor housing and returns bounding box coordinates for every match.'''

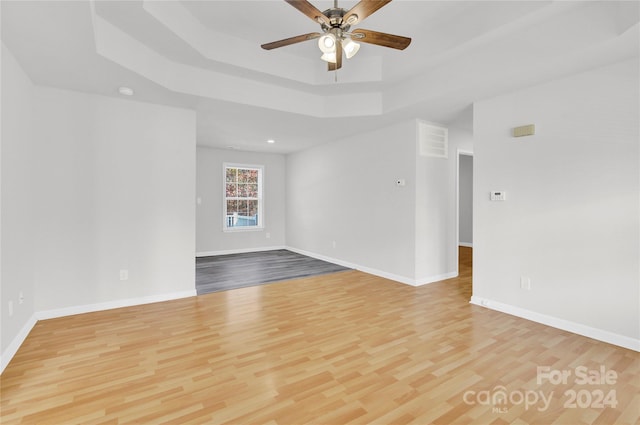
[322,8,351,31]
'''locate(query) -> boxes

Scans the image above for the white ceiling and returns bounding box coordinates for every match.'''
[2,0,638,153]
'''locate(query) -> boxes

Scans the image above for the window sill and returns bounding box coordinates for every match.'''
[223,226,265,233]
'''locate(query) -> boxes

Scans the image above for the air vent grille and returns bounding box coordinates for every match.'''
[417,121,448,159]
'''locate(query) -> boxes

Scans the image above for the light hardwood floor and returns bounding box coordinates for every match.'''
[1,248,638,424]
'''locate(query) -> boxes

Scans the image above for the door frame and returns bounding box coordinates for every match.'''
[456,149,473,274]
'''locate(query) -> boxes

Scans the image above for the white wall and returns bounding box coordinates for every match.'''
[286,121,417,282]
[31,88,196,313]
[1,44,37,360]
[473,59,639,347]
[286,120,473,285]
[415,127,473,282]
[196,147,286,255]
[459,154,473,246]
[1,42,197,371]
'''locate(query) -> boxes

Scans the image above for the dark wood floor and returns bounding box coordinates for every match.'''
[196,249,350,295]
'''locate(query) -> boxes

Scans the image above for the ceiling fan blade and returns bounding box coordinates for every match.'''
[351,28,411,50]
[261,32,322,50]
[284,0,331,26]
[343,0,392,25]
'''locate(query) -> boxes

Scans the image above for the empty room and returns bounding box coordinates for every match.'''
[1,1,638,424]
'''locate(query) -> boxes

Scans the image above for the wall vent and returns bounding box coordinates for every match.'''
[417,121,448,159]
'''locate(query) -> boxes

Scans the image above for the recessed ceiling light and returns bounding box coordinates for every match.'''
[267,139,275,144]
[118,86,134,96]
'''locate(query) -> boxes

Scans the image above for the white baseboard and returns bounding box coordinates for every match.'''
[354,264,417,286]
[1,314,38,374]
[459,242,473,248]
[286,246,414,285]
[470,296,640,352]
[1,290,197,375]
[286,246,456,287]
[414,272,459,286]
[36,290,197,321]
[196,246,286,257]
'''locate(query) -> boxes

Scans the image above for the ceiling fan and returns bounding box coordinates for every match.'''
[261,0,411,71]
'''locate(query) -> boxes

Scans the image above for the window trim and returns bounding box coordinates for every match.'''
[222,163,264,232]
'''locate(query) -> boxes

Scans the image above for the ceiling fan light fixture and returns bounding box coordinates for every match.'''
[261,0,411,71]
[318,33,336,53]
[320,52,337,63]
[342,38,360,59]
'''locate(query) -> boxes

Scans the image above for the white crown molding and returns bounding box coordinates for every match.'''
[90,5,384,118]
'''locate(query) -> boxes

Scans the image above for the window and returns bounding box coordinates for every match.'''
[224,164,263,230]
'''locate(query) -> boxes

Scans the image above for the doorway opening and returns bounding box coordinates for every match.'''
[456,150,473,277]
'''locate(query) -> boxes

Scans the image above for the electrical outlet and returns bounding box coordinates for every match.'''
[332,241,337,249]
[266,232,271,239]
[490,191,506,201]
[520,276,531,290]
[120,269,129,281]
[19,292,24,304]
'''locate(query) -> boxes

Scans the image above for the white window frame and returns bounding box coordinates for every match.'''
[223,163,264,232]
